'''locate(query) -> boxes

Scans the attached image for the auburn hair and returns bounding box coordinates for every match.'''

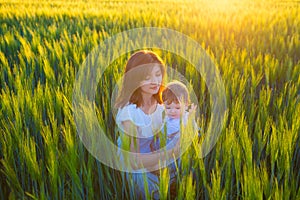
[115,50,166,108]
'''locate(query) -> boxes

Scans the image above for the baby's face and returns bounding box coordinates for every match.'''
[164,102,182,119]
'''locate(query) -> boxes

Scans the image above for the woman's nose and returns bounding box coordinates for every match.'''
[150,76,160,84]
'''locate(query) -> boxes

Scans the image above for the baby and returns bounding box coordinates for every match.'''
[152,80,195,151]
[150,80,197,194]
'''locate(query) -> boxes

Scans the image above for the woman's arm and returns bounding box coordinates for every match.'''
[122,121,140,153]
[122,120,180,170]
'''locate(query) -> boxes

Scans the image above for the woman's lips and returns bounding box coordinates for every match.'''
[150,85,159,90]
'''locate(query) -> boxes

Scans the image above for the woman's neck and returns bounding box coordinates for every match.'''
[142,95,154,105]
[140,95,157,114]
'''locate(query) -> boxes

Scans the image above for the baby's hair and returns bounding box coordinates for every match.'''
[162,81,189,105]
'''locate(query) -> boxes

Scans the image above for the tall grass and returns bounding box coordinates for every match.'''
[0,0,299,199]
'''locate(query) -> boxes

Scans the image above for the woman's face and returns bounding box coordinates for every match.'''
[140,64,163,95]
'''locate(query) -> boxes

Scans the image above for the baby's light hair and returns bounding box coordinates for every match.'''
[162,81,189,105]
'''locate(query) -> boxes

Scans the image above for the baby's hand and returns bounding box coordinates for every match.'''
[188,103,197,114]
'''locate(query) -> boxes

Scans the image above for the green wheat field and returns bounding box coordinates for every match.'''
[0,0,299,199]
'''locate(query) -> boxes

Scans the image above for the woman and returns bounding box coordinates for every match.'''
[115,50,180,199]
